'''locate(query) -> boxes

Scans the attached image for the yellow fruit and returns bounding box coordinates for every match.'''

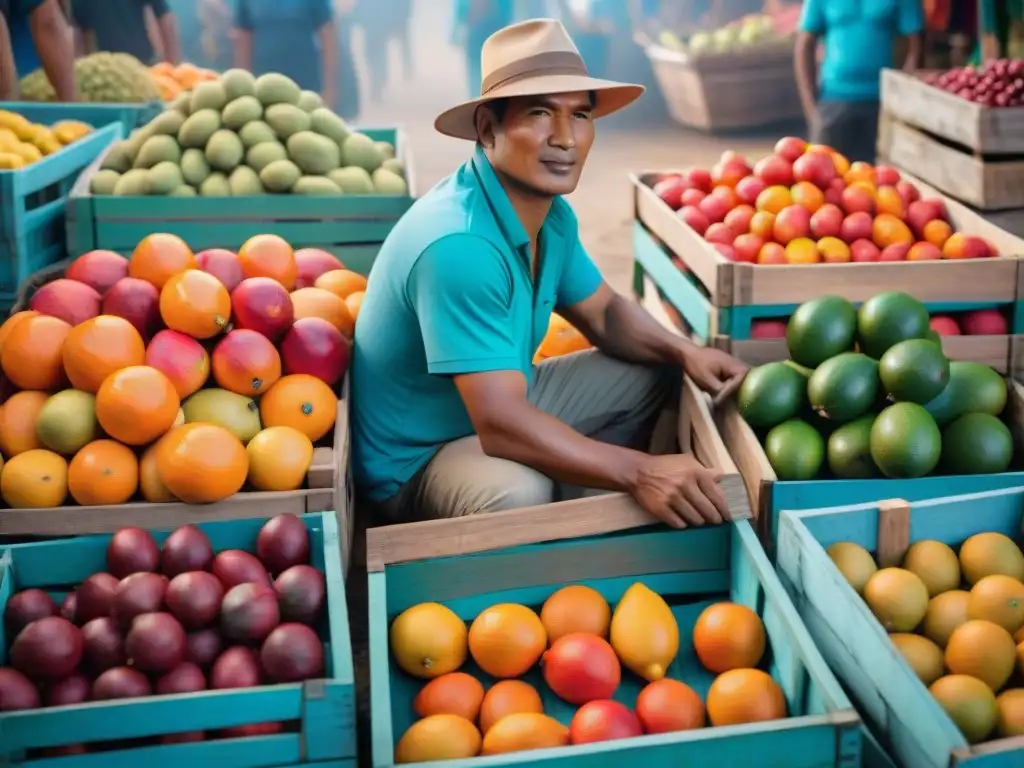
[862,568,929,632]
[0,152,25,169]
[540,585,611,643]
[468,604,546,679]
[930,675,998,743]
[394,714,481,763]
[389,602,467,679]
[480,712,569,755]
[968,575,1024,634]
[959,532,1024,585]
[902,540,960,597]
[996,688,1024,737]
[826,542,877,594]
[889,633,944,685]
[945,619,1016,691]
[0,449,68,508]
[609,582,679,681]
[0,127,18,149]
[51,120,91,144]
[922,590,971,648]
[10,142,42,164]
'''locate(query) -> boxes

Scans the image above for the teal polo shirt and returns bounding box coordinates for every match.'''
[801,0,924,102]
[351,146,604,503]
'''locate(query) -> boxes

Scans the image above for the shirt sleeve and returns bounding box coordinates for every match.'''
[309,0,332,29]
[557,238,603,309]
[897,0,924,36]
[408,234,521,376]
[147,0,170,17]
[233,0,252,30]
[798,0,825,34]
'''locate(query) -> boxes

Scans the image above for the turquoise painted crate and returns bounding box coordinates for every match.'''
[0,117,124,310]
[1,102,164,131]
[0,512,355,767]
[629,172,1024,342]
[776,486,1024,767]
[66,127,416,277]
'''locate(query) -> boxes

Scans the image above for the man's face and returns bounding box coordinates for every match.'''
[480,91,596,198]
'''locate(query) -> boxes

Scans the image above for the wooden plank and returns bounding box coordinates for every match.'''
[875,499,911,567]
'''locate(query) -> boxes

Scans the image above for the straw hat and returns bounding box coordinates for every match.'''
[435,18,645,141]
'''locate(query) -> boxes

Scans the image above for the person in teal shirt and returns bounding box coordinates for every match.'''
[453,0,515,98]
[795,0,924,163]
[352,18,746,525]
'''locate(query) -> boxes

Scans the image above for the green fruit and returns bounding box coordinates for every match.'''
[297,89,324,112]
[36,390,98,455]
[879,338,950,404]
[148,110,186,137]
[89,169,121,195]
[291,176,342,195]
[228,165,264,195]
[169,91,191,116]
[133,134,180,169]
[259,159,301,193]
[178,109,222,149]
[857,291,930,359]
[286,131,340,175]
[381,157,405,177]
[180,148,211,186]
[328,166,373,194]
[375,140,396,160]
[737,362,806,428]
[183,389,262,444]
[147,161,184,195]
[199,172,230,196]
[807,352,879,423]
[786,295,857,368]
[254,72,302,106]
[309,107,350,143]
[100,141,132,173]
[239,120,276,148]
[782,360,814,378]
[190,80,228,113]
[246,141,288,173]
[220,68,257,101]
[112,168,150,196]
[764,419,825,481]
[205,129,244,172]
[941,413,1013,475]
[870,402,941,479]
[827,415,879,479]
[265,103,311,140]
[341,132,384,172]
[372,167,408,195]
[169,185,197,196]
[221,95,263,130]
[924,361,1008,425]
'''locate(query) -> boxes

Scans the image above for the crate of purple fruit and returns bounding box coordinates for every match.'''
[0,512,355,767]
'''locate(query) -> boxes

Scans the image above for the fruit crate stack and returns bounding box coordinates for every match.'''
[67,70,417,278]
[366,378,865,766]
[775,487,1024,767]
[0,512,356,767]
[877,67,1024,220]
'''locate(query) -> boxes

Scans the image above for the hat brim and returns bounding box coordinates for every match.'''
[434,75,646,140]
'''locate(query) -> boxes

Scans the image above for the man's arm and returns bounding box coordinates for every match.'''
[794,0,824,120]
[0,11,18,100]
[148,0,180,63]
[897,0,924,71]
[28,0,75,100]
[232,0,252,70]
[312,0,336,108]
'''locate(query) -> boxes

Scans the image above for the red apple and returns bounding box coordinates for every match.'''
[231,277,295,341]
[874,165,901,186]
[839,212,874,244]
[679,206,710,236]
[792,152,838,189]
[195,249,244,293]
[652,175,686,209]
[280,317,351,385]
[704,222,736,246]
[840,186,875,215]
[751,319,788,339]
[810,203,843,238]
[895,180,920,207]
[735,175,767,205]
[905,200,945,236]
[724,205,755,234]
[929,315,961,336]
[753,155,795,187]
[294,248,345,289]
[879,243,912,261]
[711,243,737,261]
[772,205,812,245]
[849,239,881,262]
[732,233,764,263]
[960,309,1008,335]
[680,188,706,207]
[683,168,714,193]
[824,178,846,207]
[698,195,730,224]
[774,136,807,162]
[712,159,752,188]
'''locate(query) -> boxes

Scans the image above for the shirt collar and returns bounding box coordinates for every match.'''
[471,145,533,251]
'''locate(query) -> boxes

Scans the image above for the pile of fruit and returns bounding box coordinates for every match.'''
[387,583,786,762]
[0,111,93,169]
[923,60,1024,109]
[656,13,791,55]
[0,515,327,748]
[651,137,999,265]
[149,62,220,101]
[0,232,360,509]
[90,69,406,197]
[827,532,1024,743]
[19,53,160,104]
[738,291,1013,481]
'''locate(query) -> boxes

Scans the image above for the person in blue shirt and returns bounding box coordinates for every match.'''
[453,0,515,99]
[352,19,747,526]
[795,0,924,163]
[0,0,76,99]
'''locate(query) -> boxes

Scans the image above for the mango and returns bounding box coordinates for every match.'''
[609,582,679,681]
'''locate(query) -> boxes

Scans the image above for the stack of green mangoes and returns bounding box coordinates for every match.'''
[89,69,407,197]
[737,291,1013,481]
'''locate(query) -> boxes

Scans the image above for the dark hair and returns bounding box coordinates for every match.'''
[485,90,598,123]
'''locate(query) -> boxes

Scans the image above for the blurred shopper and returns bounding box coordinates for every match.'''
[334,0,360,119]
[71,0,181,64]
[977,0,1024,62]
[795,0,924,164]
[454,0,515,98]
[354,0,394,102]
[233,0,337,106]
[1,0,76,99]
[167,0,205,67]
[0,10,17,99]
[201,0,234,72]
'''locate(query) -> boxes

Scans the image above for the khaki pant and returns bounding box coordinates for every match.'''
[374,350,679,523]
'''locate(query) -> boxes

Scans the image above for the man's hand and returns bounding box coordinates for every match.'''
[629,454,728,528]
[682,346,749,397]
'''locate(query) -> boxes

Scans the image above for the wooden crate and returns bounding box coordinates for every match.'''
[717,339,1024,549]
[631,171,1024,341]
[775,487,1024,768]
[365,380,863,767]
[0,512,355,767]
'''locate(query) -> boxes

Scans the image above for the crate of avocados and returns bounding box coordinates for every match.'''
[0,511,355,767]
[365,379,862,767]
[715,290,1024,550]
[775,487,1024,768]
[630,160,1024,343]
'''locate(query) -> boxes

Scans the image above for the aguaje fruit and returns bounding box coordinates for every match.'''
[161,524,214,577]
[274,564,325,624]
[260,623,324,682]
[737,362,806,428]
[107,526,161,577]
[945,620,1017,691]
[930,675,997,743]
[764,419,824,480]
[786,295,856,368]
[693,602,766,673]
[221,582,280,642]
[4,588,57,637]
[808,353,878,423]
[257,512,311,574]
[81,616,126,673]
[389,602,468,679]
[125,612,187,673]
[478,679,544,733]
[157,423,249,503]
[706,669,786,726]
[0,668,40,711]
[413,672,485,721]
[870,403,941,478]
[11,616,84,680]
[941,413,1013,475]
[96,365,181,445]
[863,568,929,631]
[857,291,930,359]
[542,632,621,704]
[212,549,272,588]
[394,714,482,764]
[540,584,611,642]
[481,712,570,755]
[113,572,169,630]
[210,647,262,689]
[635,678,706,733]
[569,699,642,744]
[92,667,152,700]
[889,633,944,685]
[903,540,960,597]
[827,542,877,594]
[880,339,950,404]
[469,603,547,679]
[166,571,225,629]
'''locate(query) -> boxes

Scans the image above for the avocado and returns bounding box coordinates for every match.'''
[879,338,950,404]
[737,362,806,428]
[764,419,825,481]
[870,402,942,479]
[857,291,930,359]
[786,295,857,368]
[782,360,814,378]
[808,352,879,423]
[941,413,1013,475]
[924,361,1008,426]
[827,415,880,479]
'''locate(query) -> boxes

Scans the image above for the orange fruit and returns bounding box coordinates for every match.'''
[930,675,998,744]
[706,669,786,726]
[0,310,37,356]
[412,672,486,721]
[1015,626,1024,645]
[790,181,824,213]
[160,269,231,339]
[923,219,953,248]
[156,423,248,503]
[0,390,48,457]
[62,315,146,393]
[876,185,905,218]
[468,603,546,679]
[130,233,197,289]
[539,585,611,643]
[967,574,1024,633]
[1,314,71,390]
[830,150,850,177]
[784,237,819,264]
[389,602,468,679]
[290,288,354,338]
[0,449,68,508]
[67,440,139,506]
[345,291,364,323]
[237,234,298,290]
[478,679,544,734]
[844,161,875,184]
[872,213,913,249]
[635,678,706,733]
[96,365,181,446]
[394,714,482,763]
[259,374,337,442]
[693,602,766,673]
[997,689,1024,737]
[945,619,1016,691]
[245,426,313,492]
[481,712,569,755]
[314,269,367,300]
[755,185,792,215]
[536,314,591,360]
[211,329,282,396]
[139,439,176,502]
